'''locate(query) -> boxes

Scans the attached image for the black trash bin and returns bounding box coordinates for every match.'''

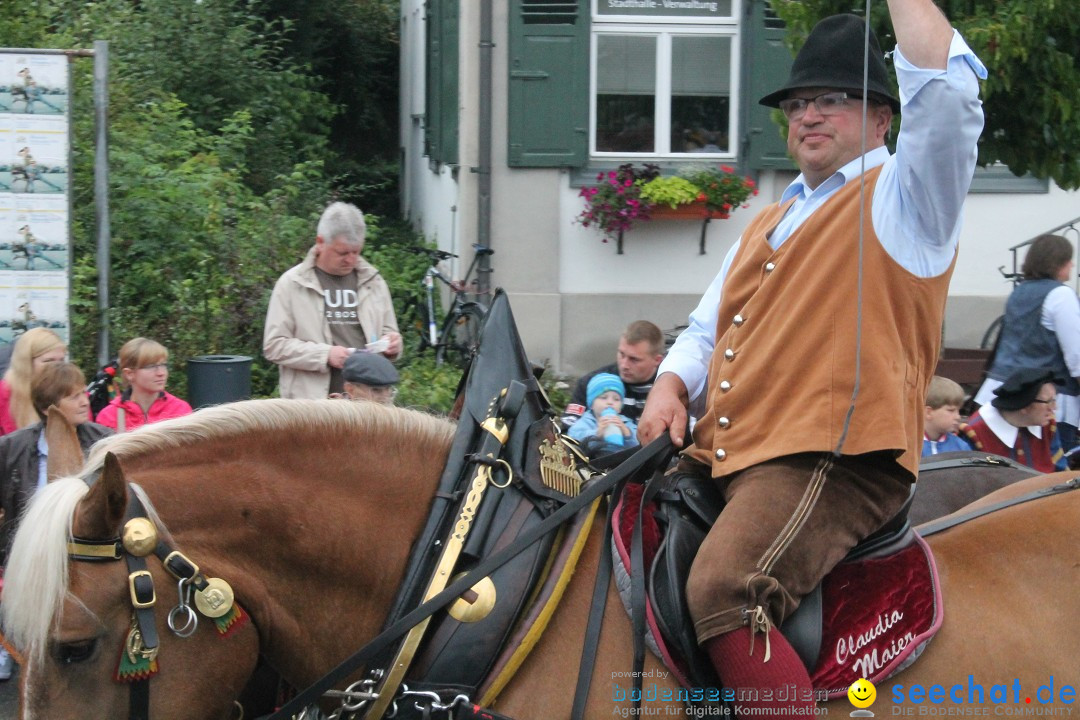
[186,355,252,410]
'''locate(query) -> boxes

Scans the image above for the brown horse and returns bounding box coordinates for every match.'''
[2,399,1078,719]
[911,450,1042,526]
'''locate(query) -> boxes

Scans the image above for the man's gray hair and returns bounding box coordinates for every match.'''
[317,202,367,249]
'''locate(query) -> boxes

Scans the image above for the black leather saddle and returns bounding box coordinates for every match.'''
[647,472,916,688]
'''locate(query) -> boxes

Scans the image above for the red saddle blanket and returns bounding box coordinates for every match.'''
[612,482,943,700]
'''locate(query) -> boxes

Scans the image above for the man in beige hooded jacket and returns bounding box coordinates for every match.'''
[263,202,401,400]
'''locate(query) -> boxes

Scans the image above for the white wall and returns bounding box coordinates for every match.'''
[399,0,469,280]
[953,183,1080,297]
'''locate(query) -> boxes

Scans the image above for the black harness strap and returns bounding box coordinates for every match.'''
[570,477,622,720]
[570,448,672,720]
[918,453,1038,474]
[69,483,218,720]
[130,678,151,720]
[268,435,674,720]
[918,476,1080,537]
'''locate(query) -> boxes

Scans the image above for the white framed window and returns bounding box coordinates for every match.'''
[591,1,740,159]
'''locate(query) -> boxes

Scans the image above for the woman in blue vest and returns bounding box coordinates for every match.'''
[976,234,1080,452]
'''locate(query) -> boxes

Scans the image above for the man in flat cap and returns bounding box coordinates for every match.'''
[960,368,1067,473]
[338,351,400,405]
[640,0,986,711]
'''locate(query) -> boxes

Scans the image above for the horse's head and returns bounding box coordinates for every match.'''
[1,453,259,720]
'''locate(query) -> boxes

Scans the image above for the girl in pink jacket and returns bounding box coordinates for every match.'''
[95,338,193,432]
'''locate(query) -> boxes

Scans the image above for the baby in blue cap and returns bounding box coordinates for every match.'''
[567,372,639,452]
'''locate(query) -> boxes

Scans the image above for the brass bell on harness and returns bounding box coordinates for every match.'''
[122,518,159,557]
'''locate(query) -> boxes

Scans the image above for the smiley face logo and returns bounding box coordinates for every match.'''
[848,678,877,708]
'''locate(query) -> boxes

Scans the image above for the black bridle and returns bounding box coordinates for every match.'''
[67,483,242,720]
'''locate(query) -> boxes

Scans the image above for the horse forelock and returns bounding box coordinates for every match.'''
[0,476,88,666]
[82,398,457,471]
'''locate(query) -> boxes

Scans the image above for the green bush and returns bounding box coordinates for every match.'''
[395,354,463,413]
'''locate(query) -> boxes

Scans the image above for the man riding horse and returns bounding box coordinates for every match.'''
[639,0,986,712]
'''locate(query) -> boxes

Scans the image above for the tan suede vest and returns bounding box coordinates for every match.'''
[686,167,955,478]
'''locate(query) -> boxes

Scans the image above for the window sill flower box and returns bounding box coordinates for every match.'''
[648,200,715,221]
[576,164,757,254]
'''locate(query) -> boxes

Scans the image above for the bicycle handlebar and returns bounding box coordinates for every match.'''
[407,246,457,261]
[998,265,1023,284]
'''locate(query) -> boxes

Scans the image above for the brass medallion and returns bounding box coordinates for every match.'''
[447,574,497,623]
[194,577,235,618]
[122,518,159,557]
[539,439,582,497]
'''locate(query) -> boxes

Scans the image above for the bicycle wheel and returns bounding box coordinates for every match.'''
[436,303,485,368]
[980,315,1004,351]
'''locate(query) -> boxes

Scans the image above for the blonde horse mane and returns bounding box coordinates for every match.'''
[84,398,456,470]
[0,399,456,665]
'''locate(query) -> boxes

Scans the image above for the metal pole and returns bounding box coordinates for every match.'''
[476,0,493,293]
[93,40,110,367]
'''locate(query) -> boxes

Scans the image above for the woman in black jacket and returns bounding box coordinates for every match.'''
[0,361,112,680]
[0,361,113,560]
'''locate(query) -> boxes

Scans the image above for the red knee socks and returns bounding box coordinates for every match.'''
[704,623,816,715]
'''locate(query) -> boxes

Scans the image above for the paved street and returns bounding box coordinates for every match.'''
[0,666,16,718]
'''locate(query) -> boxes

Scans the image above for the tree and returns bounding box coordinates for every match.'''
[254,0,402,216]
[771,0,1080,189]
[0,0,340,397]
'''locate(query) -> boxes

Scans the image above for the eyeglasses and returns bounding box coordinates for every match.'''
[137,363,168,371]
[1032,396,1057,406]
[778,91,862,121]
[372,386,399,401]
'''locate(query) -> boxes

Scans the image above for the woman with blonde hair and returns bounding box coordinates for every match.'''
[95,338,192,432]
[0,328,66,435]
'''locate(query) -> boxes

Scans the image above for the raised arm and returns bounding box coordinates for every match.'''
[887,0,953,69]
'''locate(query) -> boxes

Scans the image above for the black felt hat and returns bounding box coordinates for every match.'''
[343,351,400,387]
[991,368,1063,411]
[759,14,901,113]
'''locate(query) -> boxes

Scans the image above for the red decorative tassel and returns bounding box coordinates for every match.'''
[214,602,250,638]
[115,644,159,683]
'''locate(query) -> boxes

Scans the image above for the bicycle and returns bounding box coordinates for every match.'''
[663,323,688,351]
[406,243,494,367]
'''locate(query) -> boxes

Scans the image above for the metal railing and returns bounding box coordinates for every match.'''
[1004,215,1080,293]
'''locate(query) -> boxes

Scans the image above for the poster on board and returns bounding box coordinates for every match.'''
[0,270,69,345]
[0,52,69,115]
[0,49,70,349]
[0,195,68,271]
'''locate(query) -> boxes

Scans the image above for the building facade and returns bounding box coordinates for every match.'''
[401,0,1080,376]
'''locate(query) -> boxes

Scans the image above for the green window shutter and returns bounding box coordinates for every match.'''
[507,0,588,168]
[740,0,795,171]
[426,0,459,165]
